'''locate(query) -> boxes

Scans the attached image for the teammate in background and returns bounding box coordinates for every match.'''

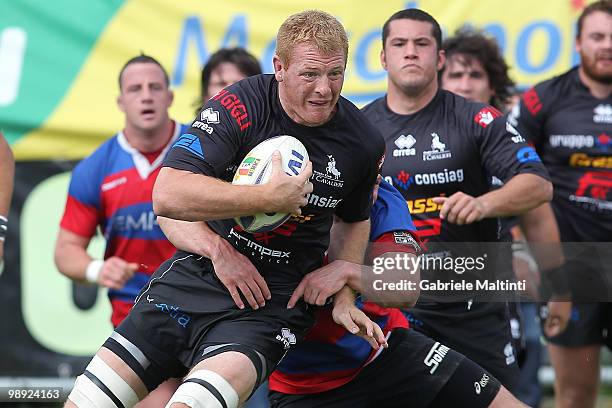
[65,10,385,408]
[511,2,612,407]
[199,47,262,106]
[54,54,187,407]
[440,27,566,407]
[0,132,14,274]
[362,8,552,391]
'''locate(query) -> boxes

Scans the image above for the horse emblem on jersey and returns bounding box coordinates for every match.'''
[326,155,342,180]
[430,133,446,152]
[423,133,451,161]
[312,154,344,188]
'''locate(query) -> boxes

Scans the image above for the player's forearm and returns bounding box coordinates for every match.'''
[54,241,93,283]
[328,218,370,263]
[478,173,552,217]
[158,217,229,260]
[153,167,274,221]
[0,135,15,217]
[333,285,356,306]
[519,204,564,270]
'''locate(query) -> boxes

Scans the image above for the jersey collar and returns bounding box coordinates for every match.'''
[116,121,181,179]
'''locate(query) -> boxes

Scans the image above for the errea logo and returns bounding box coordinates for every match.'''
[393,134,416,157]
[200,107,220,123]
[506,122,526,143]
[594,104,612,124]
[192,108,220,135]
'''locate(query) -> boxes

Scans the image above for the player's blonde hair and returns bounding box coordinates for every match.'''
[276,10,349,65]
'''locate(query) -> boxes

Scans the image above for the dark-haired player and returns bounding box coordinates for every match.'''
[511,2,612,407]
[362,8,552,392]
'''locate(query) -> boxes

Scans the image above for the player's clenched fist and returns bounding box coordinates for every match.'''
[267,151,313,214]
[433,192,488,225]
[97,256,138,289]
[265,151,313,214]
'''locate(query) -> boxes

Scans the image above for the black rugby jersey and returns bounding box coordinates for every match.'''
[164,74,384,290]
[511,67,612,241]
[363,90,549,245]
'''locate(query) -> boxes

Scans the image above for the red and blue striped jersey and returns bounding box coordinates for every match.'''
[269,180,421,394]
[59,122,186,326]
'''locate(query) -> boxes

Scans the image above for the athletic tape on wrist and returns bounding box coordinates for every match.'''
[0,215,7,241]
[540,265,570,300]
[86,260,104,284]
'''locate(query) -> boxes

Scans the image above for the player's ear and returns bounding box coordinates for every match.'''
[575,35,582,55]
[436,49,446,71]
[117,94,126,113]
[167,89,174,107]
[380,49,387,70]
[273,54,284,82]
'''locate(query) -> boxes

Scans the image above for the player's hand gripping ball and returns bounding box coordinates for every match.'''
[232,135,309,233]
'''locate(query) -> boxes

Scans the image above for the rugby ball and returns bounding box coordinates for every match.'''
[232,135,309,233]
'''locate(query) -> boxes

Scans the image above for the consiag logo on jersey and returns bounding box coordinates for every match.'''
[394,170,413,190]
[516,146,541,164]
[596,133,612,151]
[391,168,464,190]
[474,106,502,128]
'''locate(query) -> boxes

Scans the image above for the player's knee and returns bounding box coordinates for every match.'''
[488,386,528,408]
[556,384,598,408]
[67,355,140,408]
[165,370,239,408]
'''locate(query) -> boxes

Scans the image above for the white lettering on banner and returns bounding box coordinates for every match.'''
[0,27,27,107]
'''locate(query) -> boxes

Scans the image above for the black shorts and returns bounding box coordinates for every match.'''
[268,328,501,408]
[540,302,612,349]
[405,301,520,391]
[111,252,315,389]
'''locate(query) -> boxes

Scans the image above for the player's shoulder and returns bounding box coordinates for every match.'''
[214,73,273,105]
[75,133,122,172]
[361,95,387,115]
[340,96,385,158]
[207,74,274,131]
[443,91,503,129]
[361,95,387,119]
[531,66,578,101]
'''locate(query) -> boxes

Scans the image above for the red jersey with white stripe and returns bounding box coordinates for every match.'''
[59,122,186,326]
